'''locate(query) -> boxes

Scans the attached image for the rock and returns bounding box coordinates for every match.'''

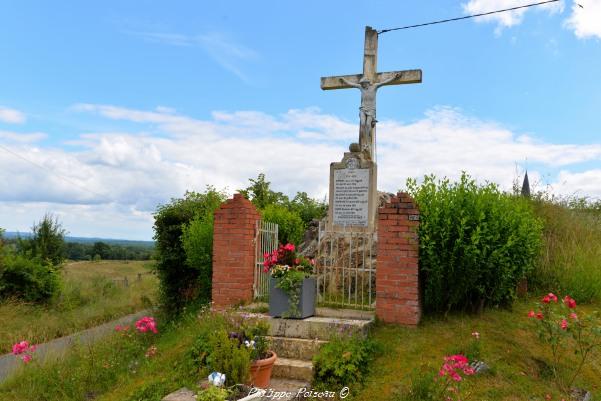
[469,360,490,374]
[571,388,592,401]
[162,387,196,401]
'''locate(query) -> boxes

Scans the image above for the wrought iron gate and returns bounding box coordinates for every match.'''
[316,221,376,310]
[254,220,278,300]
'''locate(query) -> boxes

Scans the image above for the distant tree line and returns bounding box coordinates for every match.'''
[65,241,154,261]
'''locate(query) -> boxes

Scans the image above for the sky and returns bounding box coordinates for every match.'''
[0,0,600,240]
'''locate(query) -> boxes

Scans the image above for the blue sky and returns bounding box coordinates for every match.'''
[1,0,600,240]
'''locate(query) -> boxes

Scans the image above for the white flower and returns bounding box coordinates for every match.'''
[244,340,256,349]
[208,371,226,387]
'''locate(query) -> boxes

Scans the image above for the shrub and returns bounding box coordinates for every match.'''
[406,173,543,313]
[312,333,379,391]
[153,188,226,315]
[206,329,251,386]
[262,204,304,245]
[0,253,60,302]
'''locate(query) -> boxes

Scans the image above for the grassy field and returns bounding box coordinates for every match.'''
[356,300,601,401]
[0,260,157,354]
[1,299,599,401]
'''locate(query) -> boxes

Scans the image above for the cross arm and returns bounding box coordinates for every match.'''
[320,69,422,90]
[320,74,362,90]
[376,69,422,87]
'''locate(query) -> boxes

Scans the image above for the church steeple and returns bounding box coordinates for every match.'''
[521,171,531,198]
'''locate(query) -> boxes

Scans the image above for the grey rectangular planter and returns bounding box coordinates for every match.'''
[269,276,316,319]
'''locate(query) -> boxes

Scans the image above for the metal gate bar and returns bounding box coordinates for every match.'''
[254,220,278,300]
[316,221,375,310]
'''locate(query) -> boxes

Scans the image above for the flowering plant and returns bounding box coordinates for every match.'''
[528,292,601,392]
[12,340,36,364]
[135,316,158,334]
[427,354,475,400]
[262,243,314,277]
[263,243,314,318]
[228,315,271,361]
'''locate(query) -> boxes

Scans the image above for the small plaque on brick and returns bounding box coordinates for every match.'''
[408,214,420,221]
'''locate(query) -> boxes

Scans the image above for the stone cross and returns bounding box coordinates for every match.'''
[320,26,422,161]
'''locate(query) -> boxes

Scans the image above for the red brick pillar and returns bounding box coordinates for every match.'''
[376,192,421,326]
[212,193,260,309]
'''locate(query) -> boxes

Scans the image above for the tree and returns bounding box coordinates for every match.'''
[92,241,111,260]
[239,174,289,210]
[29,214,67,266]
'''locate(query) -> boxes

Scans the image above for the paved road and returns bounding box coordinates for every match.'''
[0,309,150,383]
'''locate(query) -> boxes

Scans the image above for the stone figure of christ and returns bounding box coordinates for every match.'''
[339,72,401,153]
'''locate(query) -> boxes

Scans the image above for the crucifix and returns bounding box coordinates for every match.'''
[321,26,422,161]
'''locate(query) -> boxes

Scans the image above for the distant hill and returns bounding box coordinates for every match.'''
[3,232,155,248]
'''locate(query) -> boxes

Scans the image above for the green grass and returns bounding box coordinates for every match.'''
[531,200,601,303]
[0,260,157,354]
[0,308,219,401]
[355,299,601,401]
[2,300,599,401]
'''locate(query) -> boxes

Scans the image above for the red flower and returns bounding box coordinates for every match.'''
[560,319,568,330]
[542,295,551,304]
[528,310,536,318]
[569,312,578,320]
[563,295,577,309]
[536,312,544,320]
[548,293,558,302]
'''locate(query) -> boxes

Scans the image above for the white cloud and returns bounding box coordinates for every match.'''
[1,104,600,239]
[127,30,258,81]
[564,0,601,39]
[0,131,46,143]
[461,0,601,40]
[462,0,564,31]
[0,107,26,124]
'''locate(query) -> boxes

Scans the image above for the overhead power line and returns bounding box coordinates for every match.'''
[378,0,566,34]
[0,143,109,201]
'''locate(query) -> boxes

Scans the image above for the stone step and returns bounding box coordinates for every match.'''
[272,357,313,382]
[268,336,326,361]
[239,303,375,321]
[264,315,373,340]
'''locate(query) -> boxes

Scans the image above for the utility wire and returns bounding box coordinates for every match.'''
[378,0,563,34]
[0,143,110,201]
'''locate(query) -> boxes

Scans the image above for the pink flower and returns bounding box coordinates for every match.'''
[560,319,568,330]
[542,295,551,304]
[563,295,577,309]
[548,293,558,302]
[294,258,300,265]
[283,243,295,252]
[310,259,315,266]
[528,310,536,318]
[12,341,29,355]
[115,325,122,332]
[569,312,578,320]
[21,354,32,364]
[135,316,158,334]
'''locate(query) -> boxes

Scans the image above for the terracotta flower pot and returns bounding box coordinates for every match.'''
[249,351,277,388]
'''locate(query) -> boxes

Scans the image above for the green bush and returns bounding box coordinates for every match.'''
[0,253,61,303]
[262,204,304,245]
[406,173,543,313]
[206,329,251,386]
[153,188,226,315]
[312,334,379,391]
